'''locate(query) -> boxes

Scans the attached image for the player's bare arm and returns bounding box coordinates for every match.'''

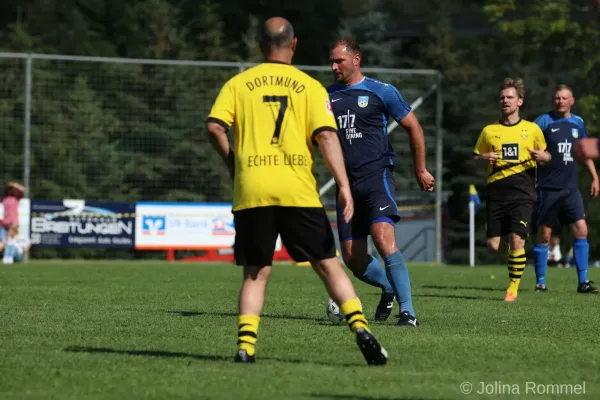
[398,111,434,192]
[575,137,600,162]
[585,159,599,199]
[315,129,354,223]
[206,121,235,179]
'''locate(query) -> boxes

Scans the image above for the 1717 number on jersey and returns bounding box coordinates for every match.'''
[501,143,519,161]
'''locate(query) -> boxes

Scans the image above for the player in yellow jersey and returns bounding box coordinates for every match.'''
[473,78,551,302]
[206,17,387,365]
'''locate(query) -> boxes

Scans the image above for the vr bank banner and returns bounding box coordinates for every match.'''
[134,202,236,250]
[29,200,135,248]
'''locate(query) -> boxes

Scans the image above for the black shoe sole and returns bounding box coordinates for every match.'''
[374,309,392,321]
[397,321,420,327]
[356,330,388,366]
[234,351,256,363]
[234,357,256,363]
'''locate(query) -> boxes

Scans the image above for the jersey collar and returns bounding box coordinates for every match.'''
[344,76,366,89]
[264,60,290,65]
[499,118,522,127]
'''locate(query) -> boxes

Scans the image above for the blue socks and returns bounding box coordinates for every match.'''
[353,255,393,294]
[533,244,548,285]
[574,238,589,284]
[535,239,589,286]
[384,250,415,316]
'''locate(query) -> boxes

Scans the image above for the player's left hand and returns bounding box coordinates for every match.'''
[590,179,599,200]
[415,169,435,192]
[528,144,550,164]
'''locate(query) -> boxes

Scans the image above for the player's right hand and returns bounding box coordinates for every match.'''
[415,169,435,192]
[338,186,354,223]
[482,151,500,165]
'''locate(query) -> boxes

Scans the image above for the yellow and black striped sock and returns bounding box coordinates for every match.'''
[503,241,510,255]
[340,298,370,333]
[507,249,526,296]
[237,315,260,356]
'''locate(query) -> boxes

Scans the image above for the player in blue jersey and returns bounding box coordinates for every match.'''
[327,38,435,326]
[533,84,599,293]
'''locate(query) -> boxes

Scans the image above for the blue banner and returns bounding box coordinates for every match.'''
[29,200,135,248]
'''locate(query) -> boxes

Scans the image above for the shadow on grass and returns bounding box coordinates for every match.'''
[167,310,323,322]
[309,394,436,400]
[414,293,503,302]
[420,284,527,293]
[64,346,362,367]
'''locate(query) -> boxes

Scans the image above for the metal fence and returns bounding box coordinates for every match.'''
[0,53,443,262]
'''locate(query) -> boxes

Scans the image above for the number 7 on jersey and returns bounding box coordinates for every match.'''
[263,95,288,146]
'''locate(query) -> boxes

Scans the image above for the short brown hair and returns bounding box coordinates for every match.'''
[331,38,361,55]
[500,77,525,99]
[555,84,573,96]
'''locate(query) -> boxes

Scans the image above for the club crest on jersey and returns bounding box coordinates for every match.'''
[521,131,528,140]
[357,96,369,108]
[572,128,579,138]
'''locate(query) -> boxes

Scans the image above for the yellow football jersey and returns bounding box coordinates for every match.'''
[207,62,337,211]
[473,119,547,200]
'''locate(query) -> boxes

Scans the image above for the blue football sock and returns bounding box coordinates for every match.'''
[352,255,393,294]
[533,244,548,285]
[574,238,589,284]
[384,250,415,316]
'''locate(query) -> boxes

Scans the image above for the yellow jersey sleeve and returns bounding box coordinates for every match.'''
[308,82,337,143]
[207,77,235,129]
[533,124,547,151]
[473,128,489,155]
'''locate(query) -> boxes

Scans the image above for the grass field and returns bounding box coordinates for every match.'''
[1,261,599,399]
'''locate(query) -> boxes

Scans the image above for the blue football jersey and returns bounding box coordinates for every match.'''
[535,112,587,189]
[326,77,411,181]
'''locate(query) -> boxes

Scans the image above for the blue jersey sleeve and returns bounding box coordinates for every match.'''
[534,114,549,132]
[574,115,587,138]
[382,85,411,122]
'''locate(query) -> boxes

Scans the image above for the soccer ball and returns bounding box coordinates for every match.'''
[326,298,345,325]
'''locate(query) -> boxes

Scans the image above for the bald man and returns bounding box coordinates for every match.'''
[206,17,388,365]
[533,85,599,294]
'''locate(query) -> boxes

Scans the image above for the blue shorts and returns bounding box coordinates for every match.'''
[336,168,400,241]
[537,188,585,227]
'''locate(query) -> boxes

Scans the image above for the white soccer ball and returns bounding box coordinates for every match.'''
[326,298,345,325]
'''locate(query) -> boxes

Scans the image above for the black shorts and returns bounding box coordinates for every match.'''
[486,199,535,238]
[336,168,400,241]
[233,206,337,266]
[537,188,586,227]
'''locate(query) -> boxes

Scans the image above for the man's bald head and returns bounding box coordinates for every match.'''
[260,17,295,49]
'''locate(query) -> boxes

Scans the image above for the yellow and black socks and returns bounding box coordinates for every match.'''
[507,249,526,296]
[340,298,370,333]
[237,315,260,356]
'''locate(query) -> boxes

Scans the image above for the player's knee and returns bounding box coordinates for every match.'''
[509,233,526,250]
[487,238,500,253]
[342,252,368,275]
[372,236,397,258]
[537,229,551,245]
[571,220,588,238]
[371,223,397,257]
[243,265,272,281]
[311,257,344,279]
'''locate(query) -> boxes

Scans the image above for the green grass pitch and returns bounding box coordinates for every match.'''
[1,261,599,399]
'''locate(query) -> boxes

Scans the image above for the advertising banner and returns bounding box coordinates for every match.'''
[30,199,135,248]
[135,202,236,250]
